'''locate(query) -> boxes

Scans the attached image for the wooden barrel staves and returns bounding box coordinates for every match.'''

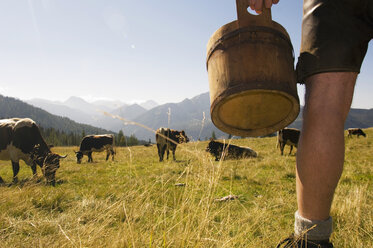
[206,0,300,137]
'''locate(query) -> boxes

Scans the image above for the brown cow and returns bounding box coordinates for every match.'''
[277,128,300,155]
[75,134,115,164]
[347,128,366,138]
[155,128,189,162]
[0,118,67,185]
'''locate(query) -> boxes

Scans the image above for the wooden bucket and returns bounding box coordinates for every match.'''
[207,0,300,137]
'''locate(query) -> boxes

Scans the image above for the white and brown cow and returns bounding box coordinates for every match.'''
[75,134,115,163]
[277,128,301,155]
[155,128,189,162]
[0,118,67,185]
[347,128,366,138]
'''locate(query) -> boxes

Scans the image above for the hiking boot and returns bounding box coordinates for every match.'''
[276,234,333,248]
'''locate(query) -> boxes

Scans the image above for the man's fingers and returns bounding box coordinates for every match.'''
[265,0,273,8]
[253,0,263,13]
[249,0,256,10]
[249,0,280,13]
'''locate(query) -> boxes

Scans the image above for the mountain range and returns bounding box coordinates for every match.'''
[25,93,226,141]
[2,93,373,142]
[26,97,157,133]
[0,95,112,135]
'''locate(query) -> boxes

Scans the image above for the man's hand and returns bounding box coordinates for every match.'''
[249,0,280,14]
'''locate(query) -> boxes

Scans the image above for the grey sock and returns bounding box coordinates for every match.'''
[294,211,333,241]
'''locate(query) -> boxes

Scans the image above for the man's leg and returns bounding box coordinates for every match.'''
[295,72,357,239]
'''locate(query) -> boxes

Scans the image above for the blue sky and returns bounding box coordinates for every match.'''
[0,1,372,108]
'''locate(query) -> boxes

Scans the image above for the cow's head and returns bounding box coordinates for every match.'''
[31,145,67,186]
[75,151,83,164]
[205,139,217,153]
[177,130,189,144]
[30,144,47,166]
[42,153,67,186]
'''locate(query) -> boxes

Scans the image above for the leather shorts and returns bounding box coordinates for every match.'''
[296,0,373,83]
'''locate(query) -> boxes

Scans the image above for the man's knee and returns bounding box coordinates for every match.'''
[304,72,357,120]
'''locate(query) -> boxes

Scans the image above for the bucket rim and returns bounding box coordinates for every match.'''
[211,89,300,137]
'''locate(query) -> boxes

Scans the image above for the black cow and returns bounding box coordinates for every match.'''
[0,118,67,185]
[277,128,300,155]
[75,134,115,163]
[205,139,257,161]
[155,128,189,162]
[347,128,366,138]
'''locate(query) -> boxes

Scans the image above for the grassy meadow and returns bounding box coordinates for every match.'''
[0,128,372,247]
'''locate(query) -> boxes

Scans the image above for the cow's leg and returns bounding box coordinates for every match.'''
[88,152,93,162]
[289,145,293,155]
[11,161,20,183]
[111,148,115,161]
[157,144,162,161]
[162,145,167,161]
[106,150,110,161]
[172,148,176,161]
[280,142,285,155]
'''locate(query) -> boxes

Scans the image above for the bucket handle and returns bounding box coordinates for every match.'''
[236,0,272,27]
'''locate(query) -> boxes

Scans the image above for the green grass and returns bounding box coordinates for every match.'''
[0,129,372,247]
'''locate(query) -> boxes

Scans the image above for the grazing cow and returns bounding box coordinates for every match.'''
[205,139,257,161]
[277,128,300,155]
[75,134,115,163]
[0,118,67,185]
[347,128,366,138]
[155,128,189,162]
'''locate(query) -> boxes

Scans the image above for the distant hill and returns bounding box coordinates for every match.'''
[111,104,147,120]
[0,95,113,135]
[26,98,95,125]
[345,108,373,129]
[288,107,373,130]
[124,93,228,141]
[91,99,126,112]
[26,97,156,132]
[63,96,98,114]
[139,100,158,110]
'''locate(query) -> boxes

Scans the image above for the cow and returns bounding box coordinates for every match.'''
[205,139,257,161]
[0,118,67,185]
[277,128,301,155]
[155,128,189,162]
[347,128,366,138]
[75,134,115,164]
